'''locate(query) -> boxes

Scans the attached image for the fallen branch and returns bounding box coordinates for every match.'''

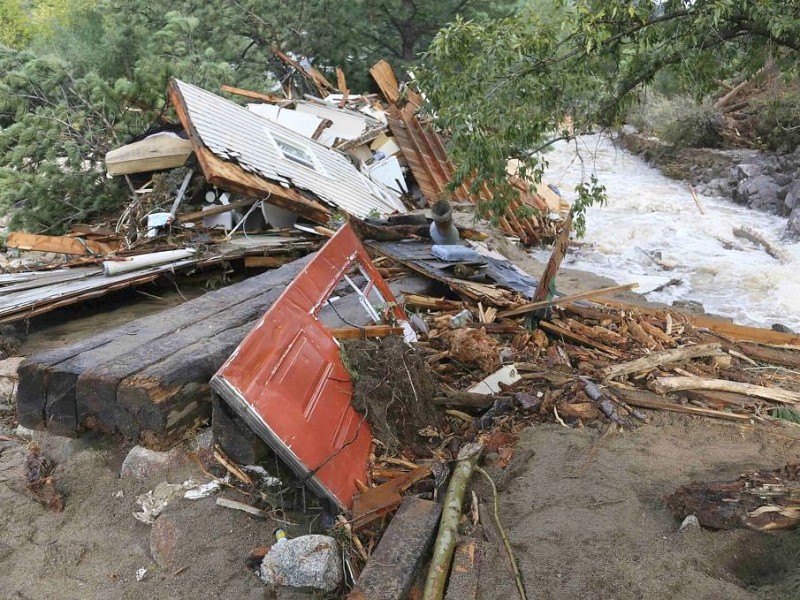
[651,376,800,405]
[422,443,482,600]
[498,283,638,319]
[602,343,723,381]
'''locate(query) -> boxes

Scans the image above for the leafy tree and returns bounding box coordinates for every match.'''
[420,0,800,235]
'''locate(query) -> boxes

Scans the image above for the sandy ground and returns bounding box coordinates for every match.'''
[477,417,800,600]
[1,246,798,598]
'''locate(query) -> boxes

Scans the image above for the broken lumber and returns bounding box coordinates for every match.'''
[651,376,800,405]
[498,283,638,319]
[351,465,432,530]
[220,84,284,104]
[423,443,482,600]
[539,320,623,358]
[602,343,723,381]
[529,211,573,307]
[349,497,442,600]
[738,343,800,370]
[177,198,255,222]
[6,232,118,256]
[609,387,751,422]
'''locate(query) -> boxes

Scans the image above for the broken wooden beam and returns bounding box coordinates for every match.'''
[349,497,442,600]
[6,232,119,256]
[602,343,723,381]
[651,376,800,405]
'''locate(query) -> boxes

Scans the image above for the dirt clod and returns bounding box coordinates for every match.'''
[342,337,442,454]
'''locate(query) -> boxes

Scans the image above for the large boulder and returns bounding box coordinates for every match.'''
[261,535,342,592]
[734,174,784,213]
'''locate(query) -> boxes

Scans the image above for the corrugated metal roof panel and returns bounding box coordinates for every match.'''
[174,80,406,218]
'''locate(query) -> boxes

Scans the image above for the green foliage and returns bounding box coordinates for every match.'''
[420,0,800,236]
[752,90,800,152]
[632,95,724,148]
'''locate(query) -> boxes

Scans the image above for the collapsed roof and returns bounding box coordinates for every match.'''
[168,79,406,222]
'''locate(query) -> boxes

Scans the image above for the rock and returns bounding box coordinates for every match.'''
[120,445,183,480]
[785,179,800,211]
[212,396,271,465]
[700,177,734,197]
[261,535,342,592]
[14,425,35,439]
[0,356,25,404]
[150,516,179,567]
[679,514,700,533]
[772,323,795,334]
[788,209,800,238]
[734,175,783,212]
[735,163,761,181]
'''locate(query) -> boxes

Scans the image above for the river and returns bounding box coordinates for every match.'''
[534,134,800,331]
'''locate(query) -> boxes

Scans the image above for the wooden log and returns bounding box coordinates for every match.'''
[6,232,118,256]
[627,320,661,350]
[602,343,723,381]
[651,376,800,405]
[530,211,573,307]
[609,387,751,422]
[498,283,637,319]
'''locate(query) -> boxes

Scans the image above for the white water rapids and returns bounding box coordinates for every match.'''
[534,135,800,331]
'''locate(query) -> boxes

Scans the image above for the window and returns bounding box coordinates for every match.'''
[271,133,318,170]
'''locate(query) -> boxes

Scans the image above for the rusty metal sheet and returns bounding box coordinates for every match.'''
[211,224,411,509]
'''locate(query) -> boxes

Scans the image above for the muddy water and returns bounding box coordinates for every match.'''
[535,134,800,331]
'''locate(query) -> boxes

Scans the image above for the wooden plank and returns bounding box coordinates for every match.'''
[242,255,295,269]
[6,232,118,256]
[531,211,572,305]
[77,258,312,437]
[351,465,431,530]
[327,325,403,340]
[738,343,800,369]
[652,376,800,405]
[499,284,638,319]
[350,497,442,600]
[444,539,481,600]
[220,84,284,104]
[370,60,400,104]
[177,197,254,222]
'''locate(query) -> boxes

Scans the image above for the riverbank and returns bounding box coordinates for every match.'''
[618,129,800,238]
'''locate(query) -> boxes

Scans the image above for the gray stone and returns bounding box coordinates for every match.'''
[787,208,800,238]
[785,179,800,211]
[679,515,700,533]
[735,163,761,181]
[120,445,183,480]
[261,535,342,592]
[734,174,783,212]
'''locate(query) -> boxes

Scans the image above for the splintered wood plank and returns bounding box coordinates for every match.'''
[6,232,118,256]
[602,343,723,381]
[652,376,800,405]
[220,84,284,104]
[738,343,800,369]
[498,283,638,318]
[351,465,431,530]
[370,60,401,104]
